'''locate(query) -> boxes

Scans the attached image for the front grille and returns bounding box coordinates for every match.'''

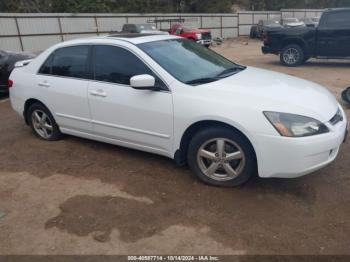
[329,108,343,125]
[202,32,212,40]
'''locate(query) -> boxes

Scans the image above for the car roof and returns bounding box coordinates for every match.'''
[107,33,179,44]
[55,34,179,47]
[324,7,350,13]
[325,7,350,11]
[108,33,161,39]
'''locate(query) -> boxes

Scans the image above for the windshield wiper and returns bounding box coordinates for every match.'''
[185,66,246,85]
[185,77,220,85]
[216,66,246,78]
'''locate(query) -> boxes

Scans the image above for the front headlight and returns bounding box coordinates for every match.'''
[196,33,202,40]
[264,111,329,137]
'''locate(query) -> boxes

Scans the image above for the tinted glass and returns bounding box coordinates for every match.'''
[138,39,239,84]
[123,24,137,33]
[51,46,89,78]
[94,45,154,85]
[326,11,350,27]
[39,55,52,74]
[266,20,279,25]
[136,24,156,31]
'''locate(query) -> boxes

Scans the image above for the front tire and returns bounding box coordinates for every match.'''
[280,44,304,67]
[187,127,257,187]
[27,103,62,141]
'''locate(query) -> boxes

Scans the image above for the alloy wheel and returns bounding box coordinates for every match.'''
[31,109,53,139]
[196,138,246,181]
[283,48,300,65]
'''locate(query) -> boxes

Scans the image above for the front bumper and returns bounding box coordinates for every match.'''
[255,115,348,178]
[197,39,212,46]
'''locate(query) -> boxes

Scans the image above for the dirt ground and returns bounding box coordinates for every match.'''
[0,38,349,255]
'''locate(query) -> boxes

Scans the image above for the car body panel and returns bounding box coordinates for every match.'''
[36,74,92,132]
[87,80,173,154]
[9,35,348,179]
[263,9,350,59]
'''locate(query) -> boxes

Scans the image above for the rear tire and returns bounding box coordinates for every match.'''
[280,44,304,67]
[187,127,257,187]
[27,103,62,141]
[342,87,350,104]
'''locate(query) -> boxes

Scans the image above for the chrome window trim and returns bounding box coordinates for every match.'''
[36,42,171,93]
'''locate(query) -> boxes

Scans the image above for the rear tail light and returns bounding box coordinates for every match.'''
[7,79,13,89]
[262,31,269,44]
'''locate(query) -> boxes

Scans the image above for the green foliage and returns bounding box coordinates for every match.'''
[0,0,349,13]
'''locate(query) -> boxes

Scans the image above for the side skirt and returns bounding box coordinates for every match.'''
[60,127,173,159]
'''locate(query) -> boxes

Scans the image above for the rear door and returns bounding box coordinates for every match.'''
[36,45,92,132]
[316,10,350,57]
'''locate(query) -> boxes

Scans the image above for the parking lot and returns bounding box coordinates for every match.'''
[0,38,349,255]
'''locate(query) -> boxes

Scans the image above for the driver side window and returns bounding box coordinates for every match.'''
[93,45,166,89]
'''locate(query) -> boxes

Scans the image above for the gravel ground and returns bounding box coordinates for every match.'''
[0,38,349,255]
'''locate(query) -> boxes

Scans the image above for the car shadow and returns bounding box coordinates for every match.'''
[0,93,9,100]
[266,59,350,68]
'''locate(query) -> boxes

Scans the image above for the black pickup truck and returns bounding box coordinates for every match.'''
[262,8,350,66]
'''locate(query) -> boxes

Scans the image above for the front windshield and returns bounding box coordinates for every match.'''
[266,20,280,25]
[138,39,244,85]
[284,18,299,23]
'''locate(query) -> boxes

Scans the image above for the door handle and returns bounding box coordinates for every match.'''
[38,81,50,88]
[89,89,107,97]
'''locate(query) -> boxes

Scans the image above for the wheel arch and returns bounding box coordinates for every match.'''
[175,119,258,166]
[281,38,307,53]
[23,98,50,125]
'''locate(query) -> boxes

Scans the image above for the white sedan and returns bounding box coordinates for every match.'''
[9,34,348,187]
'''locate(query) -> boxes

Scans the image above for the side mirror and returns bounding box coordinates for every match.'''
[130,74,155,90]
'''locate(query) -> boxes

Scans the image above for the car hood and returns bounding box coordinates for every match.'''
[203,67,338,122]
[186,29,211,34]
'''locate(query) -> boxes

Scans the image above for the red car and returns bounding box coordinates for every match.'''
[170,23,212,47]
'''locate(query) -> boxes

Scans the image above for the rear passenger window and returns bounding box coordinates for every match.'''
[39,45,90,79]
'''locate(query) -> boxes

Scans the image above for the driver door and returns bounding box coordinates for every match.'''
[88,45,173,155]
